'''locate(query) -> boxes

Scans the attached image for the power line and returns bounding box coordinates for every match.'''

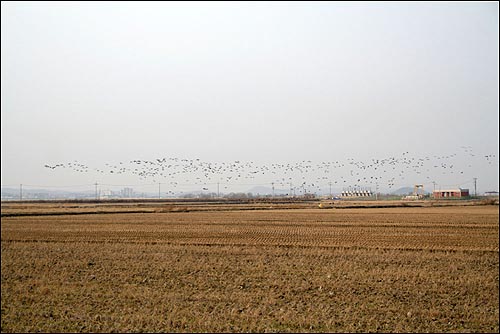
[439,179,474,188]
[99,183,157,187]
[9,184,94,188]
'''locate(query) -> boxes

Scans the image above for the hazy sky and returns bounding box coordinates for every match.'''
[1,1,498,194]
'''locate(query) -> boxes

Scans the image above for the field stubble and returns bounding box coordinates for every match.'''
[1,204,499,332]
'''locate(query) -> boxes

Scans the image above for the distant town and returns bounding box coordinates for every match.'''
[1,185,497,201]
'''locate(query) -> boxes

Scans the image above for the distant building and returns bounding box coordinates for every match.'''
[341,187,373,198]
[100,189,112,199]
[433,188,469,199]
[483,191,499,196]
[121,187,134,198]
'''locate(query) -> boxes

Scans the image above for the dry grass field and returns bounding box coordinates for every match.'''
[1,201,498,332]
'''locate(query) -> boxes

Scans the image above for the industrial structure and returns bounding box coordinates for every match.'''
[341,187,373,198]
[433,188,469,199]
[403,184,426,200]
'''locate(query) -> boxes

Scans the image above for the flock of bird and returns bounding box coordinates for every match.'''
[44,146,497,194]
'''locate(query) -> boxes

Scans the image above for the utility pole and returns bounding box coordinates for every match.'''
[432,181,436,191]
[20,184,22,201]
[473,178,477,197]
[271,182,275,197]
[95,182,98,200]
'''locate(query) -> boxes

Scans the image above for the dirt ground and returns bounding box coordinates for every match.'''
[1,203,498,332]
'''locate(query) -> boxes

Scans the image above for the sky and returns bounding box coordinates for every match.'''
[1,1,499,195]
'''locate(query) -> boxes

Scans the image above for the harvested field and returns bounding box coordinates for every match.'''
[1,202,499,332]
[1,198,496,217]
